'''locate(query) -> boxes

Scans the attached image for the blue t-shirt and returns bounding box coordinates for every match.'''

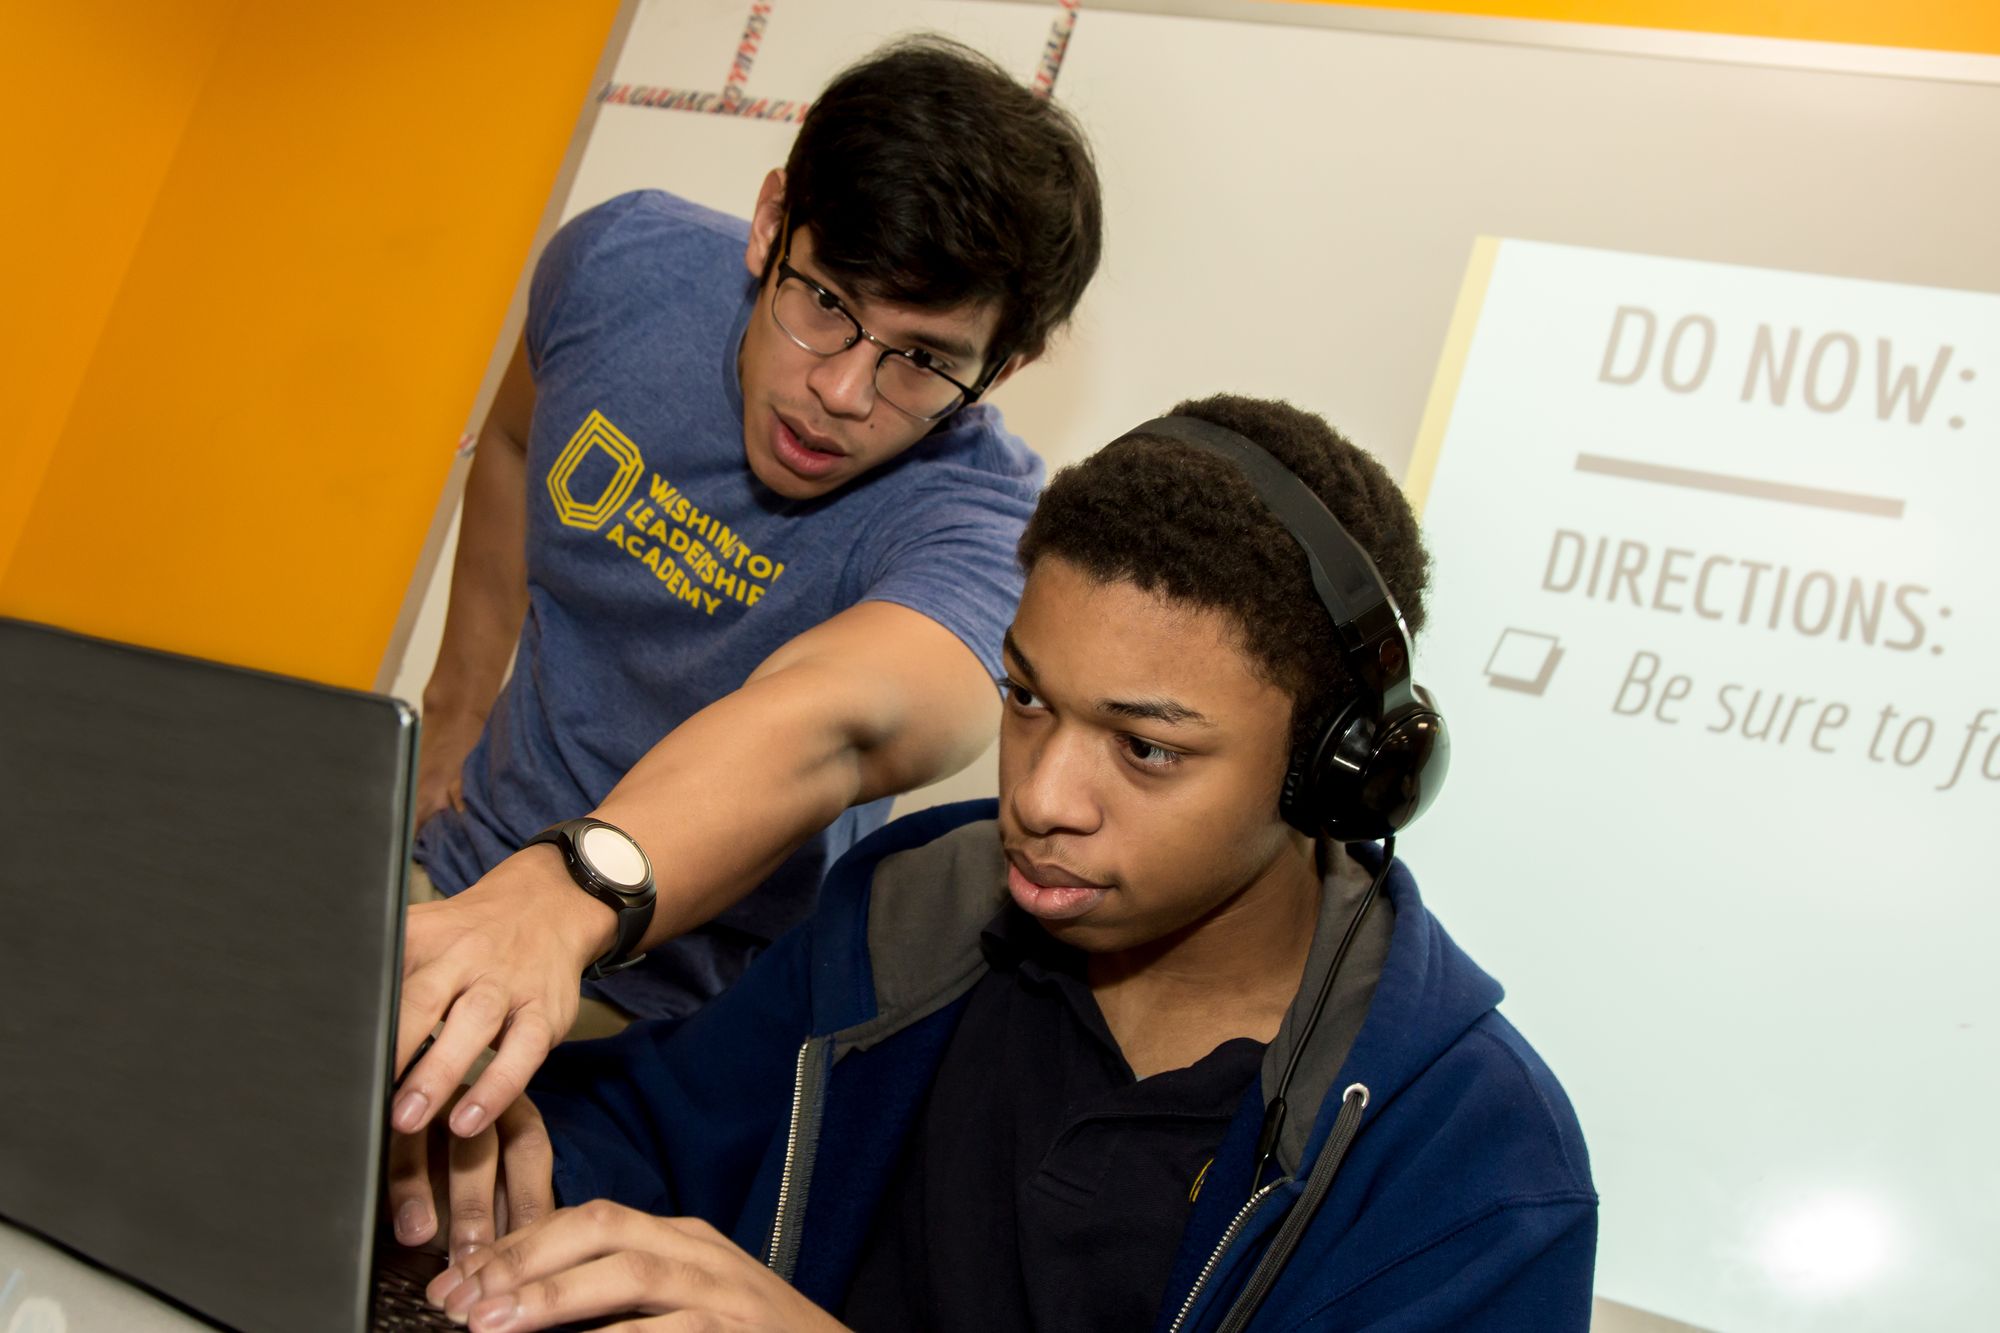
[414,190,1042,1018]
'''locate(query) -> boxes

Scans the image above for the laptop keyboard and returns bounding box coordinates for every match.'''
[371,1258,458,1331]
[369,1245,599,1331]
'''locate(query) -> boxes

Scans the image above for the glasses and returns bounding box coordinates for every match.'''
[769,224,1002,421]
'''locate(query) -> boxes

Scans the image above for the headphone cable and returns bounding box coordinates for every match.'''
[1249,835,1394,1192]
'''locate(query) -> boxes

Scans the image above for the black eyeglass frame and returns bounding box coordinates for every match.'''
[770,221,1007,422]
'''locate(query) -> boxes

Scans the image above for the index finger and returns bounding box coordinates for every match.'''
[393,976,512,1134]
[394,1032,437,1086]
[451,1008,558,1139]
[384,1124,440,1250]
[446,1120,502,1260]
[498,1100,556,1233]
[394,903,461,1079]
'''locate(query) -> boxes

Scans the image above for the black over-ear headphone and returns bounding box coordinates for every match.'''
[1110,415,1450,842]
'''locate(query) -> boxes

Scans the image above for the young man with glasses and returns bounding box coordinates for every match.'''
[386,36,1102,1201]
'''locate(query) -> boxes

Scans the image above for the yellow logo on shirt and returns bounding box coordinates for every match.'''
[546,410,644,529]
[547,410,789,617]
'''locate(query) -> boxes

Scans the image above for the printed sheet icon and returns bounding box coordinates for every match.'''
[1484,628,1564,696]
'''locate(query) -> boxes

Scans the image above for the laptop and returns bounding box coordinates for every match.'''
[0,617,454,1332]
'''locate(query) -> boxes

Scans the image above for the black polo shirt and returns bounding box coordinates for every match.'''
[841,905,1265,1332]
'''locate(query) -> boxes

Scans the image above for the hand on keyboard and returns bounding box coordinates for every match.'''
[424,1205,851,1332]
[387,1090,555,1260]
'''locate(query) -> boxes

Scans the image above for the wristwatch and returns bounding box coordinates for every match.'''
[522,817,656,980]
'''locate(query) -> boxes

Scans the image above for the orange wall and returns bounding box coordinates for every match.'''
[0,0,619,688]
[1288,0,2000,55]
[0,0,239,585]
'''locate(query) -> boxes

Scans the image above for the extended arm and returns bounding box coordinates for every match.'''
[603,599,998,944]
[393,599,999,1135]
[412,335,535,829]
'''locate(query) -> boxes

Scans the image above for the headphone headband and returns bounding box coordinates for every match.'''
[1111,415,1416,702]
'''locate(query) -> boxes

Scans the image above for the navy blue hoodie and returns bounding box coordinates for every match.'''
[529,801,1597,1330]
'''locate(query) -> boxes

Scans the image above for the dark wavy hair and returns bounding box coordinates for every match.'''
[782,35,1102,366]
[1018,394,1432,750]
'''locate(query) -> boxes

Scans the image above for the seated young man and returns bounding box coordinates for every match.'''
[404,395,1598,1332]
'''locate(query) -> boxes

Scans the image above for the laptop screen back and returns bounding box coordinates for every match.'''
[0,619,415,1333]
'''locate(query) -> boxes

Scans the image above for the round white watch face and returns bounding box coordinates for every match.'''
[579,824,649,889]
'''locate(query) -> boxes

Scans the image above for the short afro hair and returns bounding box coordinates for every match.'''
[1017,394,1431,753]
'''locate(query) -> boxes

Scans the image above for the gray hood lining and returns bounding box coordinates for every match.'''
[834,819,1011,1053]
[1259,843,1395,1176]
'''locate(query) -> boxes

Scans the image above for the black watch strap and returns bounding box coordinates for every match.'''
[523,817,655,981]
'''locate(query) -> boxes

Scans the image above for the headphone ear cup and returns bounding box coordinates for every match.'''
[1281,695,1370,838]
[1311,696,1451,843]
[1279,742,1319,836]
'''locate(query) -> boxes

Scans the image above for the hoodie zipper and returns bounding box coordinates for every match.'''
[1170,1083,1372,1333]
[1211,1084,1372,1333]
[766,1037,829,1281]
[1165,1179,1283,1333]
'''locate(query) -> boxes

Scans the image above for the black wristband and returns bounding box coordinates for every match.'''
[522,817,656,981]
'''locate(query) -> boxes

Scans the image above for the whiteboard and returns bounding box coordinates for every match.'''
[1415,236,1997,1332]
